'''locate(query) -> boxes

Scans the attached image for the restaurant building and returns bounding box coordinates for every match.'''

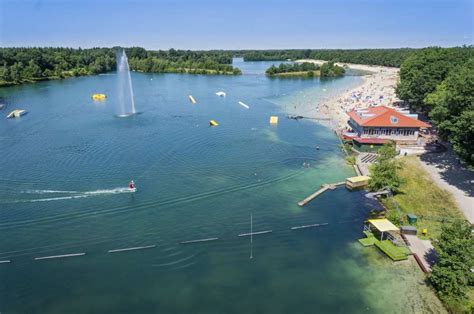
[344,106,431,151]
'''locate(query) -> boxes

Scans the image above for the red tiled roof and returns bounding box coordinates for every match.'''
[353,137,389,144]
[342,132,358,140]
[347,106,431,128]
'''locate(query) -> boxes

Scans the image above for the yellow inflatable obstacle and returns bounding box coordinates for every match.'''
[209,120,219,127]
[92,94,106,101]
[269,116,278,124]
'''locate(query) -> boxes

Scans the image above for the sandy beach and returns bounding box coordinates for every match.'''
[296,59,400,130]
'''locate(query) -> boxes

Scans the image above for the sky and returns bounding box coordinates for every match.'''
[1,0,472,49]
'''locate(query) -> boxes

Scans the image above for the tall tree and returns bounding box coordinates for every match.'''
[430,220,474,312]
[426,59,474,164]
[368,143,402,193]
[396,46,473,112]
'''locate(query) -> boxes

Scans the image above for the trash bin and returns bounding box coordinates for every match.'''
[407,214,417,224]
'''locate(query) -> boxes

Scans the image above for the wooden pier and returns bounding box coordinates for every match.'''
[297,182,345,207]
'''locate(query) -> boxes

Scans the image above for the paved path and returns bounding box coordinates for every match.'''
[404,234,437,272]
[418,148,474,224]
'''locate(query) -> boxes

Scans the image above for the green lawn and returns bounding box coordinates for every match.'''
[374,240,409,261]
[381,156,465,239]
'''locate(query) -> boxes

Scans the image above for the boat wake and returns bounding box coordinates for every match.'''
[16,187,135,203]
[22,189,79,194]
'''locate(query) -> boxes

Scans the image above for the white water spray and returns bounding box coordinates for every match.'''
[116,50,136,117]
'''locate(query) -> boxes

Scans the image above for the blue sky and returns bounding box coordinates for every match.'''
[1,0,472,49]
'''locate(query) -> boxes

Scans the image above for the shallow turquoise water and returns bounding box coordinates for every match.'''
[0,60,439,313]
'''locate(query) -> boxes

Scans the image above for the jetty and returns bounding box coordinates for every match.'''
[107,245,156,253]
[298,182,345,207]
[34,253,86,260]
[180,237,219,244]
[238,230,272,237]
[290,222,329,230]
[287,115,331,121]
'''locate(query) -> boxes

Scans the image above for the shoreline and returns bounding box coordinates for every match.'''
[295,59,400,130]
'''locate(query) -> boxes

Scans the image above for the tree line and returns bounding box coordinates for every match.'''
[0,47,116,86]
[0,47,241,86]
[243,49,416,67]
[265,62,319,76]
[395,46,473,165]
[265,62,345,77]
[430,221,473,313]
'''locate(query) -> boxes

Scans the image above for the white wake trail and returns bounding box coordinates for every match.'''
[15,187,136,203]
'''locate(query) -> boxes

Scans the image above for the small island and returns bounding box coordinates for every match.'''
[265,61,345,78]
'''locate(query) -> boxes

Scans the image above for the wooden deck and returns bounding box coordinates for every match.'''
[359,231,409,261]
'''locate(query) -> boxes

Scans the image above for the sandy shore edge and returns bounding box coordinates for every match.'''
[295,59,400,130]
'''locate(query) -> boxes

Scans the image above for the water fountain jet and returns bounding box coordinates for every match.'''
[116,50,136,117]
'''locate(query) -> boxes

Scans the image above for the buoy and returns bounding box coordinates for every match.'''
[209,120,219,127]
[189,95,197,104]
[6,109,26,119]
[238,101,250,109]
[269,116,278,124]
[92,94,106,101]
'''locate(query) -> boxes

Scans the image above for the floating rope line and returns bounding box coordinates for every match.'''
[290,222,329,230]
[34,253,86,260]
[180,238,219,244]
[108,245,156,253]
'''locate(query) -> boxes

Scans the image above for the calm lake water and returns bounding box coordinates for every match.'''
[0,59,442,313]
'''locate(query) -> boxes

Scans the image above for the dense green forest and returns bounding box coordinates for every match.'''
[243,49,416,67]
[0,47,116,86]
[125,47,240,75]
[395,46,474,165]
[430,221,474,313]
[0,47,241,86]
[266,61,345,78]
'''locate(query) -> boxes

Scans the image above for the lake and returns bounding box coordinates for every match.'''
[0,59,442,313]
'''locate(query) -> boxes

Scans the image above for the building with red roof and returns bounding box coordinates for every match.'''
[345,106,431,147]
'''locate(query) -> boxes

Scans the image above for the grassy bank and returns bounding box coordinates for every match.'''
[381,156,464,239]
